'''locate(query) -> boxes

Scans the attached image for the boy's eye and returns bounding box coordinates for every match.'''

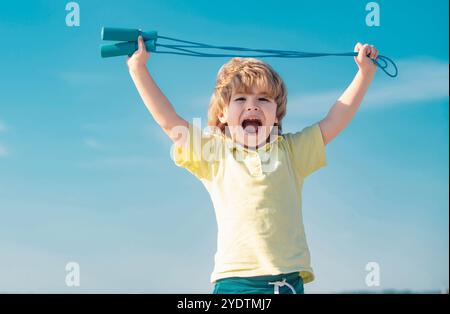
[235,97,269,102]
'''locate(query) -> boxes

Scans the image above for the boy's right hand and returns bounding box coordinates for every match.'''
[126,36,150,72]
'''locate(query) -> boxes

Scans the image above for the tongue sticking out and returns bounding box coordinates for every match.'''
[243,121,260,134]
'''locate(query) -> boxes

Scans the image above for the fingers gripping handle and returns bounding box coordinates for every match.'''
[100,40,156,58]
[350,51,398,78]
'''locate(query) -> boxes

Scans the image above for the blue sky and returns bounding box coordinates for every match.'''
[0,0,448,293]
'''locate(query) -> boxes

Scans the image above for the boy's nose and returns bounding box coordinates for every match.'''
[245,104,260,111]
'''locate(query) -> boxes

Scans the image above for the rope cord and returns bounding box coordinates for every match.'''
[151,35,398,77]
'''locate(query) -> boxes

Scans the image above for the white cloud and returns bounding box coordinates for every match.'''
[0,144,8,157]
[287,57,449,118]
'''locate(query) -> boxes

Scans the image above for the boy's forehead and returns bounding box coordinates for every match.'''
[232,88,270,96]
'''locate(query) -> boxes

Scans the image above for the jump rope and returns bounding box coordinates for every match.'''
[100,27,398,78]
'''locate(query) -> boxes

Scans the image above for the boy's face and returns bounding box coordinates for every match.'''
[218,87,279,149]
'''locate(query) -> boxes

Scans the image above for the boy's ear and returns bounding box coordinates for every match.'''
[218,108,228,124]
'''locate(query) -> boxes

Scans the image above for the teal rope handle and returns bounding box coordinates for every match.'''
[100,27,398,78]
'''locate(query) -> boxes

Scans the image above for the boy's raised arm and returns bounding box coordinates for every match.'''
[318,42,378,145]
[127,36,189,144]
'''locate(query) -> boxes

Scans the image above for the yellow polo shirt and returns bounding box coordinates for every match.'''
[171,122,327,284]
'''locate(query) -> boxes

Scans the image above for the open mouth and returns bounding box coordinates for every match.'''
[241,118,263,134]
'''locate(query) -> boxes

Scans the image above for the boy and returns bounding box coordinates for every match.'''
[127,36,378,294]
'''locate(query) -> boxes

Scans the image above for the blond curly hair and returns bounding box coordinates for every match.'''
[207,57,287,134]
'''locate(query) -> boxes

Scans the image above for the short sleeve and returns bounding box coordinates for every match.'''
[171,122,222,181]
[283,123,327,178]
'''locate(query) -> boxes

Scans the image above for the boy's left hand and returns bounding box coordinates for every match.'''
[354,42,378,76]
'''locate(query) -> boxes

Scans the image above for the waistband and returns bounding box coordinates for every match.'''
[215,271,301,284]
